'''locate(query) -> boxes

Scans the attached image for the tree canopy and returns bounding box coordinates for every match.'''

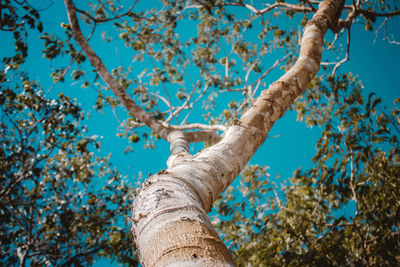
[214,74,400,265]
[1,0,399,266]
[0,68,137,265]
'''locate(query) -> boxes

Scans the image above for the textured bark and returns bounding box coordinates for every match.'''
[132,0,344,266]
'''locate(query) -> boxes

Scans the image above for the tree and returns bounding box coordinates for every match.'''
[0,68,138,265]
[214,74,400,265]
[2,0,399,266]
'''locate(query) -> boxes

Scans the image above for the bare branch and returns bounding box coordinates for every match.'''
[374,17,388,44]
[231,49,295,119]
[147,91,171,110]
[250,50,295,95]
[185,1,313,17]
[388,37,400,45]
[360,8,400,17]
[331,27,350,77]
[225,1,313,15]
[111,106,123,125]
[165,84,208,123]
[326,27,346,50]
[176,83,210,125]
[374,17,400,45]
[227,49,294,96]
[304,0,318,12]
[147,55,173,116]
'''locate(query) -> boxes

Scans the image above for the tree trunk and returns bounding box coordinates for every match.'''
[132,0,344,266]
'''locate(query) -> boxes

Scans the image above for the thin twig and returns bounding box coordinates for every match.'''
[75,0,139,23]
[331,27,351,77]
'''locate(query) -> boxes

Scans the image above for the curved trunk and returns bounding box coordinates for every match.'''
[132,0,344,266]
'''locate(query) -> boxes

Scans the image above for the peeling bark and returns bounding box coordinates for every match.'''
[132,0,344,266]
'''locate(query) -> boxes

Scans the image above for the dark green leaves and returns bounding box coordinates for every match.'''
[0,70,138,266]
[214,74,400,266]
[1,0,44,67]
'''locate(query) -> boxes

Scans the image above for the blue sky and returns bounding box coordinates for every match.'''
[1,0,400,266]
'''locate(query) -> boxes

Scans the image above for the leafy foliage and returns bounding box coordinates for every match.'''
[0,0,44,67]
[45,0,300,131]
[0,69,138,266]
[1,0,399,266]
[214,75,400,266]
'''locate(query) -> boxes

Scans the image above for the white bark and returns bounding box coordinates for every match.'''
[132,0,345,266]
[62,0,346,265]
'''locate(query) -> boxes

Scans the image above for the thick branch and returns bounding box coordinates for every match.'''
[64,0,170,140]
[240,0,345,132]
[65,0,223,151]
[132,0,345,266]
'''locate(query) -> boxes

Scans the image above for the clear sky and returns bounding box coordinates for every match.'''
[1,0,400,266]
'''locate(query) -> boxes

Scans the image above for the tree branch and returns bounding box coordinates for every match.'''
[374,17,400,45]
[360,8,400,17]
[132,0,346,265]
[224,1,313,15]
[331,26,350,77]
[64,0,224,150]
[75,0,139,23]
[165,123,226,132]
[64,0,170,141]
